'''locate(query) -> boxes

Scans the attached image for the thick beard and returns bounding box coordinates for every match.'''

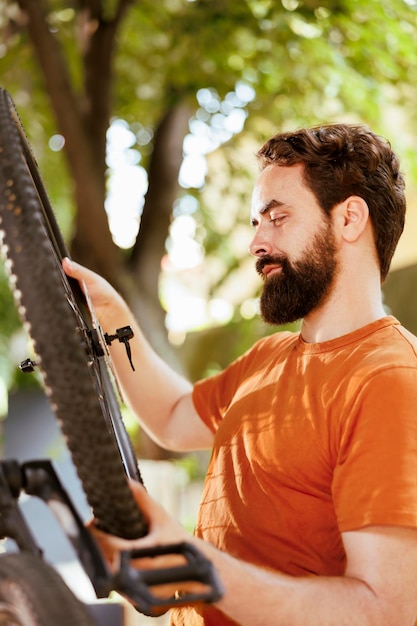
[257,221,338,326]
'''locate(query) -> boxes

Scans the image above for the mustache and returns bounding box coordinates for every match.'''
[255,254,289,277]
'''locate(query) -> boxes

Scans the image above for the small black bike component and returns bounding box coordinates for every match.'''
[19,358,38,373]
[104,326,135,371]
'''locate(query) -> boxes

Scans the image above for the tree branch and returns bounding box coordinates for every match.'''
[81,0,134,166]
[131,101,192,302]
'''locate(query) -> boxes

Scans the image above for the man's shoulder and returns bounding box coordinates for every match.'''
[374,319,417,366]
[343,317,417,364]
[351,320,417,388]
[391,323,417,354]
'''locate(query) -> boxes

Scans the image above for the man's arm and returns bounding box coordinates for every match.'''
[63,258,214,452]
[94,481,417,626]
[211,525,417,626]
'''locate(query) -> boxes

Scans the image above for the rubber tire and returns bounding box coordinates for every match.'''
[0,553,98,626]
[0,88,147,539]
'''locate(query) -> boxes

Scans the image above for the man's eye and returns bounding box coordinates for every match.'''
[271,216,284,225]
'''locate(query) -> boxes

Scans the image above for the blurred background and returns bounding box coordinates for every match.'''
[0,0,417,622]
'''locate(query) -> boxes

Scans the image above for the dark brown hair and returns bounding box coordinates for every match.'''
[257,124,405,282]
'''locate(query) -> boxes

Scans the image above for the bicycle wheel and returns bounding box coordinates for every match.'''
[0,87,147,539]
[0,552,98,626]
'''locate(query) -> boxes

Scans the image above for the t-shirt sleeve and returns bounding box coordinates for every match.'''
[192,335,274,433]
[192,357,246,433]
[192,373,224,433]
[333,366,417,531]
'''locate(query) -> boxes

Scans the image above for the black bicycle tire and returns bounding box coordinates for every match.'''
[0,552,99,626]
[0,87,147,539]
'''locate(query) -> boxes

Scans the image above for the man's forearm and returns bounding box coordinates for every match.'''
[62,258,196,450]
[103,307,194,449]
[191,536,409,626]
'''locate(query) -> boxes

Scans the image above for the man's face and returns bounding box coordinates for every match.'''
[256,221,338,325]
[249,164,338,325]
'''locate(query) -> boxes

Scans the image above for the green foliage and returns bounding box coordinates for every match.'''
[0,263,37,392]
[2,0,416,185]
[0,268,18,386]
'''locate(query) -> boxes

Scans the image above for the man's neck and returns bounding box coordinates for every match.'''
[300,280,386,344]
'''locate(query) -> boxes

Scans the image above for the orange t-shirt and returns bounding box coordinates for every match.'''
[171,317,417,626]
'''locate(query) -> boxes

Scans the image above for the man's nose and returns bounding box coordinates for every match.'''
[249,229,273,257]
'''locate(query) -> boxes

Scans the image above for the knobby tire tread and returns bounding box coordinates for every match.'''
[0,87,147,539]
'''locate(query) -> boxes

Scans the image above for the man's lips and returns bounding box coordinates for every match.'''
[255,256,286,278]
[262,264,282,278]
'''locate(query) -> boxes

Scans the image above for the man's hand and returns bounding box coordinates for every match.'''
[89,480,213,609]
[62,257,126,330]
[89,479,190,567]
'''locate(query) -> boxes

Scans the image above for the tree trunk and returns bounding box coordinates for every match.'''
[129,102,192,353]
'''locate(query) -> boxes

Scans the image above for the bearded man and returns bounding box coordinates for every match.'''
[64,124,417,626]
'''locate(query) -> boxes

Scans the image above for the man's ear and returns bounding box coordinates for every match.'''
[334,196,370,243]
